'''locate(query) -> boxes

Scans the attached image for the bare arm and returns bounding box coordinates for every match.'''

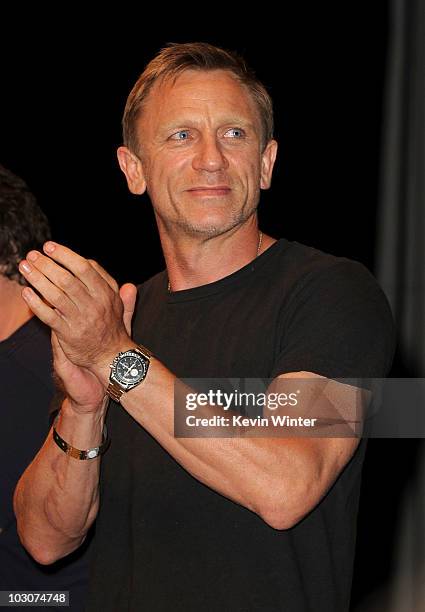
[99,359,361,530]
[14,398,105,564]
[18,243,363,534]
[14,260,136,564]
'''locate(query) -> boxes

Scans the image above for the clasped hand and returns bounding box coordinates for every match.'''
[19,242,137,407]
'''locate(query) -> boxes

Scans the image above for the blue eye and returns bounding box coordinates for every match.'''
[171,130,190,140]
[225,128,245,138]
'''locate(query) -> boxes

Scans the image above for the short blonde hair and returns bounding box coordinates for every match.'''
[122,42,274,153]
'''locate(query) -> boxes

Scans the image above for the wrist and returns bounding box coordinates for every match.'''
[55,398,108,452]
[62,396,108,421]
[92,339,139,387]
[105,343,153,404]
[53,413,109,460]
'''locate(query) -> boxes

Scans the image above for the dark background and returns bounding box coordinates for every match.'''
[1,6,388,283]
[2,5,404,608]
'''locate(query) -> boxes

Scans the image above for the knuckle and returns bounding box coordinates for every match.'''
[60,272,75,291]
[77,260,91,275]
[54,290,68,310]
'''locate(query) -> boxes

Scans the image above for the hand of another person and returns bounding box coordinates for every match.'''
[19,243,138,387]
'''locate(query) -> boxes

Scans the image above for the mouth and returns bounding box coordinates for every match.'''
[186,186,231,197]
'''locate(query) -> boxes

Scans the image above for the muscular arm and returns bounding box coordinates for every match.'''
[100,357,361,530]
[14,399,105,564]
[14,258,133,565]
[16,242,363,564]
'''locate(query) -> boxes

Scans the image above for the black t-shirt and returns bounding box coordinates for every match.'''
[0,317,91,612]
[87,239,395,612]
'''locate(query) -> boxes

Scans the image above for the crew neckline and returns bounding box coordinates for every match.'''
[165,238,289,303]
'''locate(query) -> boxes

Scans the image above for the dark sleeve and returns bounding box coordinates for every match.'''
[271,260,397,379]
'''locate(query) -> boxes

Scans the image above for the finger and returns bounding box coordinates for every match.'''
[19,259,78,318]
[21,286,67,332]
[24,251,90,309]
[42,242,108,292]
[119,283,137,335]
[88,259,119,293]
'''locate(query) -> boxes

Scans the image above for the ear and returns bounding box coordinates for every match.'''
[117,146,147,195]
[260,140,278,190]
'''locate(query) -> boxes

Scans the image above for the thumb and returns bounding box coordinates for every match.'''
[120,283,137,336]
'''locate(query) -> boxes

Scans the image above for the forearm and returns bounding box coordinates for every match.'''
[14,398,106,564]
[109,358,341,529]
[16,241,357,531]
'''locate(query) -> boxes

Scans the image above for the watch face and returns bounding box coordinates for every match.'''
[115,352,148,387]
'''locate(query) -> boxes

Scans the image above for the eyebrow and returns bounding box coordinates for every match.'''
[158,118,257,134]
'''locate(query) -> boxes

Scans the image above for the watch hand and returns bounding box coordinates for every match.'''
[125,358,137,376]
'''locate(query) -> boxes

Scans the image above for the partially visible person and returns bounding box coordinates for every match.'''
[0,164,91,610]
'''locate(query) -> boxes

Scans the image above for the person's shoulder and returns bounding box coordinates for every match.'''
[273,240,396,378]
[7,317,54,394]
[279,238,361,273]
[276,239,394,328]
[7,317,51,357]
[278,239,378,289]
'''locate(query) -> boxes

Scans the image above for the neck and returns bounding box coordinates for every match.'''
[0,276,33,341]
[158,217,276,292]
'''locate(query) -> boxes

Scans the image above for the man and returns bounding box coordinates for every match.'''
[14,43,395,611]
[0,164,91,610]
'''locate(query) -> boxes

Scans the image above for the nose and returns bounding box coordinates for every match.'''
[192,134,229,173]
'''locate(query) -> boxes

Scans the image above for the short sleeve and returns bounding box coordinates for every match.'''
[271,260,396,379]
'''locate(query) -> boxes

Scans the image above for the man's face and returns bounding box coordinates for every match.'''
[120,69,277,238]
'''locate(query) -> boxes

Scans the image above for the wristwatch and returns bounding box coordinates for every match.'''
[106,344,153,403]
